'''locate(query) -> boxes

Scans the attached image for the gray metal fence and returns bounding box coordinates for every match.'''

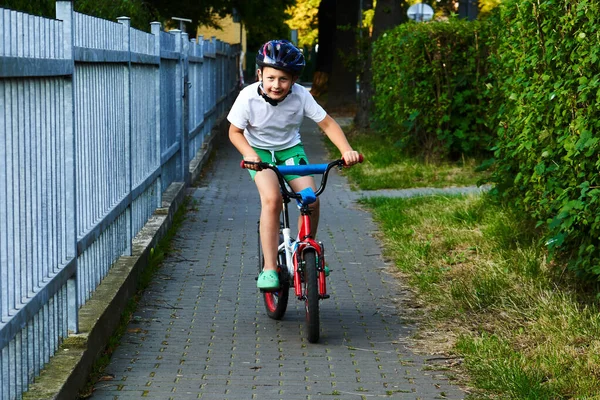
[0,2,238,398]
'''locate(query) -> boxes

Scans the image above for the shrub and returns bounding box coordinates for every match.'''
[371,18,494,161]
[489,0,600,278]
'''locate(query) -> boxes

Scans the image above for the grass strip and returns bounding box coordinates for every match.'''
[361,194,600,399]
[327,127,487,190]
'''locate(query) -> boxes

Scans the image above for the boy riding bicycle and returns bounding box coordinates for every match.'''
[227,39,360,290]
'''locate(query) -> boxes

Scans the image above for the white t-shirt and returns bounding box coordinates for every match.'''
[227,81,327,151]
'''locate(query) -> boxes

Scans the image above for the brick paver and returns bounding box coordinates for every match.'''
[91,119,466,399]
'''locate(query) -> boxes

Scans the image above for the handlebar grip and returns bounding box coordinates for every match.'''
[240,160,267,170]
[342,154,364,166]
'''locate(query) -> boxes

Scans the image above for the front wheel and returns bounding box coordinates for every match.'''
[303,249,320,343]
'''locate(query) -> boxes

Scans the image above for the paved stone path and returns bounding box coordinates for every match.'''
[91,120,466,399]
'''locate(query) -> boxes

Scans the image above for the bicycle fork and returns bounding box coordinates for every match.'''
[279,198,330,300]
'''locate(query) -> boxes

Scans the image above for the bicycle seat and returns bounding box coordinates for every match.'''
[297,187,317,206]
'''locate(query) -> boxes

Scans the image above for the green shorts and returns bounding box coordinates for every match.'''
[248,144,310,182]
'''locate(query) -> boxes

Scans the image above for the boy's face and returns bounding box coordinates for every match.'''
[259,66,296,101]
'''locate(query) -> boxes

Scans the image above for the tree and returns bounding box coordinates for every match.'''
[311,0,336,97]
[480,0,501,14]
[285,0,320,48]
[372,0,405,37]
[355,0,406,128]
[227,0,295,57]
[148,0,294,49]
[326,0,360,110]
[0,0,294,38]
[0,0,153,30]
[78,0,154,30]
[0,0,54,18]
[354,0,374,127]
[424,0,499,18]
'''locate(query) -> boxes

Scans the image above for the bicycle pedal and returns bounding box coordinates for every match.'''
[320,294,330,299]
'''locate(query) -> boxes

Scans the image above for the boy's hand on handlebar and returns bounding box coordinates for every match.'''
[243,155,263,171]
[342,151,362,166]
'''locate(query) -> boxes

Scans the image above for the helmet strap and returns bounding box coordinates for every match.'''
[258,82,279,106]
[257,82,293,106]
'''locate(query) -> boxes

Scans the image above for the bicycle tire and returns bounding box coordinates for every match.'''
[259,232,289,320]
[303,249,320,343]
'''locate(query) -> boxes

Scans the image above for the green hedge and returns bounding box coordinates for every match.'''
[371,19,494,161]
[371,3,600,278]
[490,0,600,278]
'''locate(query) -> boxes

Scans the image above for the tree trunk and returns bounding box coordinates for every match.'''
[311,0,336,97]
[355,0,406,128]
[326,0,360,111]
[458,0,479,20]
[372,0,405,38]
[354,0,374,128]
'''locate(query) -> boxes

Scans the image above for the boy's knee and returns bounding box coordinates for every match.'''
[261,194,283,212]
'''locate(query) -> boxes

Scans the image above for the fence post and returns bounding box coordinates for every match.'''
[117,16,132,256]
[181,32,190,185]
[56,0,79,333]
[190,37,196,141]
[170,30,182,182]
[211,37,216,114]
[198,35,205,138]
[151,21,162,205]
[220,40,225,114]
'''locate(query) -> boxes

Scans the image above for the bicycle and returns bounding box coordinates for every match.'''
[241,156,363,343]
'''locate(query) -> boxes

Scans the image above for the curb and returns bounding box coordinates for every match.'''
[22,117,230,400]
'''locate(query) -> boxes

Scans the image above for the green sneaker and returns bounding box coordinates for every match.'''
[257,270,279,290]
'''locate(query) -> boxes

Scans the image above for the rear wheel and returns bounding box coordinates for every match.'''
[303,249,320,343]
[259,228,289,320]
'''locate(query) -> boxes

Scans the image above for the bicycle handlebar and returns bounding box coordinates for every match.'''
[240,155,364,201]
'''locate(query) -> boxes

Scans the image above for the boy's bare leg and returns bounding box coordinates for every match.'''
[289,176,319,237]
[254,170,283,271]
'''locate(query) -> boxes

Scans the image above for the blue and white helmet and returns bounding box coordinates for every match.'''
[256,39,305,75]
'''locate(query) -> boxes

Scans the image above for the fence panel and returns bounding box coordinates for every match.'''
[73,12,122,51]
[0,6,74,400]
[158,29,182,191]
[130,26,160,238]
[159,58,180,191]
[73,61,131,302]
[131,62,161,234]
